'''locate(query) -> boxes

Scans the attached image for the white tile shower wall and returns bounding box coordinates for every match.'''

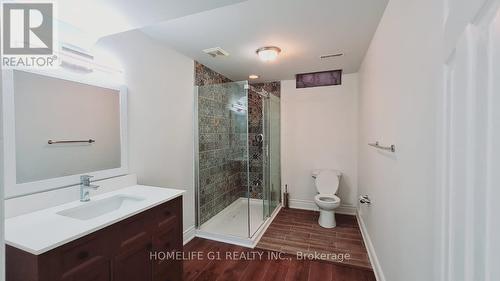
[280,74,359,211]
[97,30,196,234]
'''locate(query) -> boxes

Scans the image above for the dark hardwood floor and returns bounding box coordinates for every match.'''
[183,238,376,281]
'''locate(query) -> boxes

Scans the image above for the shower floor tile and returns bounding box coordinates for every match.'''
[199,198,266,238]
[256,208,372,270]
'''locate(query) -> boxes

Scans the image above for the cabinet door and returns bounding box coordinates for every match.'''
[61,257,111,281]
[113,232,152,281]
[152,223,182,281]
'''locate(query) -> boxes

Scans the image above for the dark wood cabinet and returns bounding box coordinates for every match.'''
[113,239,152,281]
[6,196,183,281]
[61,258,111,281]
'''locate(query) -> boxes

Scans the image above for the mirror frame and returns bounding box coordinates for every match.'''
[2,69,128,199]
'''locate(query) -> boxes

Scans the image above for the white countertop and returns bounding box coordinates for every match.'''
[5,185,185,255]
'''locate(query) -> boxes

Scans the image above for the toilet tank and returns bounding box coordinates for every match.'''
[312,169,342,179]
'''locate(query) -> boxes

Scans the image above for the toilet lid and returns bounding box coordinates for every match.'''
[316,170,340,195]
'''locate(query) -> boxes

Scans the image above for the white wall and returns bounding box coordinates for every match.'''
[97,31,195,236]
[281,74,359,213]
[0,68,5,281]
[357,0,443,280]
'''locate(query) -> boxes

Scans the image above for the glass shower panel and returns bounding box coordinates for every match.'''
[268,94,281,213]
[196,81,250,239]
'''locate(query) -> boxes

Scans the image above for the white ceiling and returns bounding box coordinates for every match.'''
[141,0,388,82]
[16,0,246,48]
[54,0,248,37]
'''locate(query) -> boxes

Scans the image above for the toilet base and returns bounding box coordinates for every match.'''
[318,209,336,228]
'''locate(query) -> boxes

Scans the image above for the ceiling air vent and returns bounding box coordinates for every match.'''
[320,53,343,59]
[203,47,229,58]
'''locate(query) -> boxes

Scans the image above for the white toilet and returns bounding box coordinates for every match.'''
[312,169,342,228]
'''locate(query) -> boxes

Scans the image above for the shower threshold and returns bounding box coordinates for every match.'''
[196,197,281,248]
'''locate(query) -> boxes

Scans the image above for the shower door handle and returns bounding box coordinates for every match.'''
[255,134,264,143]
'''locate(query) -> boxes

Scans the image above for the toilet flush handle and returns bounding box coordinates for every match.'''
[359,195,371,205]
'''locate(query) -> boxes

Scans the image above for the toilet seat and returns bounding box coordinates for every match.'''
[314,194,340,211]
[315,170,340,195]
[314,194,340,204]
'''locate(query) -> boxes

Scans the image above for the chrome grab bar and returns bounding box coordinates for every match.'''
[48,139,95,144]
[368,141,395,152]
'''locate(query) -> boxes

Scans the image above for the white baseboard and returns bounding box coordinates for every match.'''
[183,225,196,245]
[195,229,255,248]
[356,210,386,281]
[288,199,357,215]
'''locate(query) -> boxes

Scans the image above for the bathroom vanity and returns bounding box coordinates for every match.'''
[5,185,184,281]
[3,62,184,281]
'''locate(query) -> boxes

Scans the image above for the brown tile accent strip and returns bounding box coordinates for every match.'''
[256,208,372,270]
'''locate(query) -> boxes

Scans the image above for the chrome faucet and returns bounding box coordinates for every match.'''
[80,175,99,202]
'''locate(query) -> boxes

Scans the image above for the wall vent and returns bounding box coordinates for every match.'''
[296,69,342,88]
[203,47,229,58]
[59,44,94,73]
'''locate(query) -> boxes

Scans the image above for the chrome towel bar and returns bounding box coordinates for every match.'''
[368,141,395,152]
[48,139,95,144]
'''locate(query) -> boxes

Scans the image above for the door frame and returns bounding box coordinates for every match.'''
[436,1,500,280]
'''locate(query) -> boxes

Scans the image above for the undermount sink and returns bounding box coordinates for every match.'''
[57,195,145,220]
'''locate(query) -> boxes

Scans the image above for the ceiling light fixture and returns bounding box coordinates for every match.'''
[256,46,281,62]
[249,74,259,79]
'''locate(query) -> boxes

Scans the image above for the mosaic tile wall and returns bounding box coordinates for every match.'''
[195,61,232,86]
[247,82,281,199]
[195,61,281,224]
[196,62,247,224]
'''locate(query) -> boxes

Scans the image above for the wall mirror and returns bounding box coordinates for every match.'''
[2,69,128,198]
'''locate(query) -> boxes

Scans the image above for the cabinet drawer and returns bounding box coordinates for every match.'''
[153,223,181,252]
[155,198,181,230]
[58,235,109,277]
[113,213,151,253]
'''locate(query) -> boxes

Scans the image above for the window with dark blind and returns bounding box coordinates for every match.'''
[296,69,342,88]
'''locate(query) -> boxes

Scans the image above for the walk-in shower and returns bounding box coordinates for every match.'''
[194,80,281,246]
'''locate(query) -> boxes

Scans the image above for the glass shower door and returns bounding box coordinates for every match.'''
[262,94,281,218]
[268,94,281,213]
